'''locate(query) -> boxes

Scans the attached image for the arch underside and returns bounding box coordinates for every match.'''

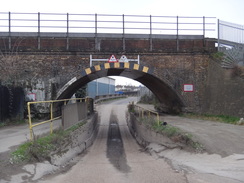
[57,63,184,113]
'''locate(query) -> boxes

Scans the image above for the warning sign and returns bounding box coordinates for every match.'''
[183,84,194,92]
[119,55,129,62]
[108,55,118,63]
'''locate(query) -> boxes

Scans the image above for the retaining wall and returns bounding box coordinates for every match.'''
[51,112,99,166]
[62,102,88,130]
[127,112,178,148]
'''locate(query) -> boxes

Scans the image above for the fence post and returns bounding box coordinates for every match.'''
[95,13,98,51]
[38,12,41,50]
[150,15,152,51]
[66,13,69,51]
[8,12,11,50]
[90,54,92,67]
[157,113,160,126]
[122,14,125,51]
[203,16,206,47]
[217,19,220,51]
[176,16,179,52]
[27,102,34,141]
[50,102,53,134]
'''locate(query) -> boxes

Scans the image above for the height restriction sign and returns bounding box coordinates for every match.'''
[108,55,118,62]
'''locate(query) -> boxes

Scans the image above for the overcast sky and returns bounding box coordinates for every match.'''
[1,0,243,86]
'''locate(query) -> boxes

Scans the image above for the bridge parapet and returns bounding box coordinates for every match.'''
[0,32,217,53]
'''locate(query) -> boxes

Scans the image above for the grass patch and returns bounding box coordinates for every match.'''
[180,113,240,124]
[151,122,204,151]
[128,103,204,152]
[66,121,86,132]
[0,119,26,128]
[0,122,6,128]
[10,121,86,164]
[152,122,182,137]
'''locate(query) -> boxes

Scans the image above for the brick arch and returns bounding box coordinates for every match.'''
[57,63,185,114]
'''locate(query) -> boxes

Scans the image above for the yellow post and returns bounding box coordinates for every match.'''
[157,113,160,126]
[50,102,53,134]
[27,102,33,141]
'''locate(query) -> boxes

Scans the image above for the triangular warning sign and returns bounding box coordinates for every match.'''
[119,55,128,62]
[108,55,118,63]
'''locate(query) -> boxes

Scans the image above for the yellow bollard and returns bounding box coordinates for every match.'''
[27,102,34,141]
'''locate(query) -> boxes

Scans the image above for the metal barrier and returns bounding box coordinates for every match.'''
[27,97,89,141]
[134,104,160,126]
[94,93,126,103]
[0,12,215,36]
[218,19,244,48]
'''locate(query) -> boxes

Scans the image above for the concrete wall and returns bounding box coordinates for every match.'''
[62,102,87,129]
[127,113,178,148]
[51,112,99,166]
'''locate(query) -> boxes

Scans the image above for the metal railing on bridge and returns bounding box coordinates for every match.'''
[1,12,244,50]
[0,12,216,36]
[218,19,244,49]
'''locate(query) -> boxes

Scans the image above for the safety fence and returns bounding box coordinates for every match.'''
[218,19,244,48]
[0,12,216,36]
[27,97,91,141]
[2,12,244,49]
[94,93,127,103]
[134,104,160,126]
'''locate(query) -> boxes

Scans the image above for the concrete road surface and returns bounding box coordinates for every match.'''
[0,119,61,153]
[40,97,187,183]
[39,97,244,183]
[0,98,243,182]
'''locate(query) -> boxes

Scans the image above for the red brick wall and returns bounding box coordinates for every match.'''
[0,36,216,53]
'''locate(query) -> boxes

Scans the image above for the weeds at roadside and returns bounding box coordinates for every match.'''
[180,113,240,124]
[151,121,204,152]
[10,121,86,164]
[127,103,204,152]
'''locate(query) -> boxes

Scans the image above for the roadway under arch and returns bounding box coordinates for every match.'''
[57,62,185,113]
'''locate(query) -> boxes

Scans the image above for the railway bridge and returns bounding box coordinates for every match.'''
[0,12,243,116]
